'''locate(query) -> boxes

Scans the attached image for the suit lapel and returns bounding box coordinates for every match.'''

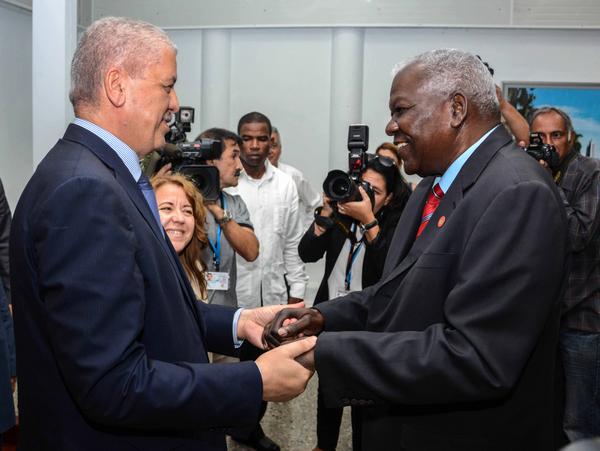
[382,125,513,284]
[381,177,432,279]
[63,125,165,241]
[453,125,513,193]
[63,124,202,327]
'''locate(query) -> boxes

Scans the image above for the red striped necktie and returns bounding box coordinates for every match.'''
[416,183,444,239]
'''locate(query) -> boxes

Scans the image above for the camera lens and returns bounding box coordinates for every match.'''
[323,170,356,202]
[331,178,350,197]
[180,110,192,122]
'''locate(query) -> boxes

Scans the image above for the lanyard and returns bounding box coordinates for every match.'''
[208,193,226,271]
[344,223,364,291]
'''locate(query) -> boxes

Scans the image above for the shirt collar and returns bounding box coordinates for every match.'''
[435,124,499,193]
[241,159,275,183]
[73,118,142,182]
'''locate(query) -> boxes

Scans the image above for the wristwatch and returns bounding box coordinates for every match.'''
[217,209,232,225]
[359,218,379,233]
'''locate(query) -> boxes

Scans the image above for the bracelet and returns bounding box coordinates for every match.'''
[360,219,379,233]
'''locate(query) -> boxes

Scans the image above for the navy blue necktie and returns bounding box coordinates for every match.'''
[137,174,164,235]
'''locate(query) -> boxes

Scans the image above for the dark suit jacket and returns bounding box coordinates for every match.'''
[299,211,402,305]
[314,127,568,451]
[0,282,15,433]
[0,178,10,301]
[10,124,262,450]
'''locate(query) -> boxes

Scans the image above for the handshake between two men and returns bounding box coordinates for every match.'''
[240,304,322,402]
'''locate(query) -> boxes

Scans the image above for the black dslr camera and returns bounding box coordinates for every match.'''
[525,132,560,170]
[156,106,223,201]
[323,124,375,207]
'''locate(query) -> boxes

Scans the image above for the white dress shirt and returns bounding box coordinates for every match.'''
[225,161,308,307]
[278,162,322,232]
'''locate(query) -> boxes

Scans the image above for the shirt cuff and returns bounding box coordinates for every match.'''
[232,308,245,348]
[288,283,307,299]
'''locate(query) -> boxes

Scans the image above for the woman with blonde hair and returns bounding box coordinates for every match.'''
[151,173,209,300]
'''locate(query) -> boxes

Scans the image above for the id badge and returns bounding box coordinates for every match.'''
[206,272,229,291]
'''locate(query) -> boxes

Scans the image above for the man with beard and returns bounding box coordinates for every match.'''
[197,128,259,311]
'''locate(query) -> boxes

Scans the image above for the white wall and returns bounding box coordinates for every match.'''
[167,26,600,189]
[0,2,32,211]
[2,1,600,207]
[362,27,600,164]
[92,0,600,29]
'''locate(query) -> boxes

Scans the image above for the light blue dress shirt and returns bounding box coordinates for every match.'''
[435,125,500,194]
[74,118,141,182]
[72,118,243,347]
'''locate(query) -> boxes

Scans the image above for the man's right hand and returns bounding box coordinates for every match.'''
[255,336,317,402]
[263,308,325,349]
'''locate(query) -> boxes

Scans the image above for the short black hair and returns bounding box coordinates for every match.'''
[237,112,272,135]
[197,128,243,150]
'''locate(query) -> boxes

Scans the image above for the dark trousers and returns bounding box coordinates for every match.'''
[560,330,600,442]
[317,383,361,451]
[230,342,268,442]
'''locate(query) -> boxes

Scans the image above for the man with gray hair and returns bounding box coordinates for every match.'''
[265,49,568,450]
[10,16,315,451]
[530,107,600,442]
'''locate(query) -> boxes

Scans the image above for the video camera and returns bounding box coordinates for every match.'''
[323,124,375,208]
[525,132,560,170]
[156,106,223,201]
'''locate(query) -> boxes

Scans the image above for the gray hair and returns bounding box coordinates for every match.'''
[529,107,575,140]
[69,16,177,109]
[393,49,500,117]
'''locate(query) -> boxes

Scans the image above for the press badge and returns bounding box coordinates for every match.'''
[206,272,229,291]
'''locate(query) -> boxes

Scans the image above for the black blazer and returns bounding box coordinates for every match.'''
[0,178,14,434]
[314,127,569,451]
[299,208,404,305]
[10,124,262,450]
[0,179,10,301]
[0,282,15,433]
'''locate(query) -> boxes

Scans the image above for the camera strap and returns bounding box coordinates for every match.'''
[344,223,365,291]
[553,151,576,185]
[207,193,226,271]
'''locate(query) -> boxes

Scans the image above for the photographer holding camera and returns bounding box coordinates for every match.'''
[300,150,410,451]
[530,107,600,442]
[196,128,259,310]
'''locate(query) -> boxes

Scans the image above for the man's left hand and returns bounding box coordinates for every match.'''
[287,296,304,305]
[337,186,375,225]
[237,302,304,349]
